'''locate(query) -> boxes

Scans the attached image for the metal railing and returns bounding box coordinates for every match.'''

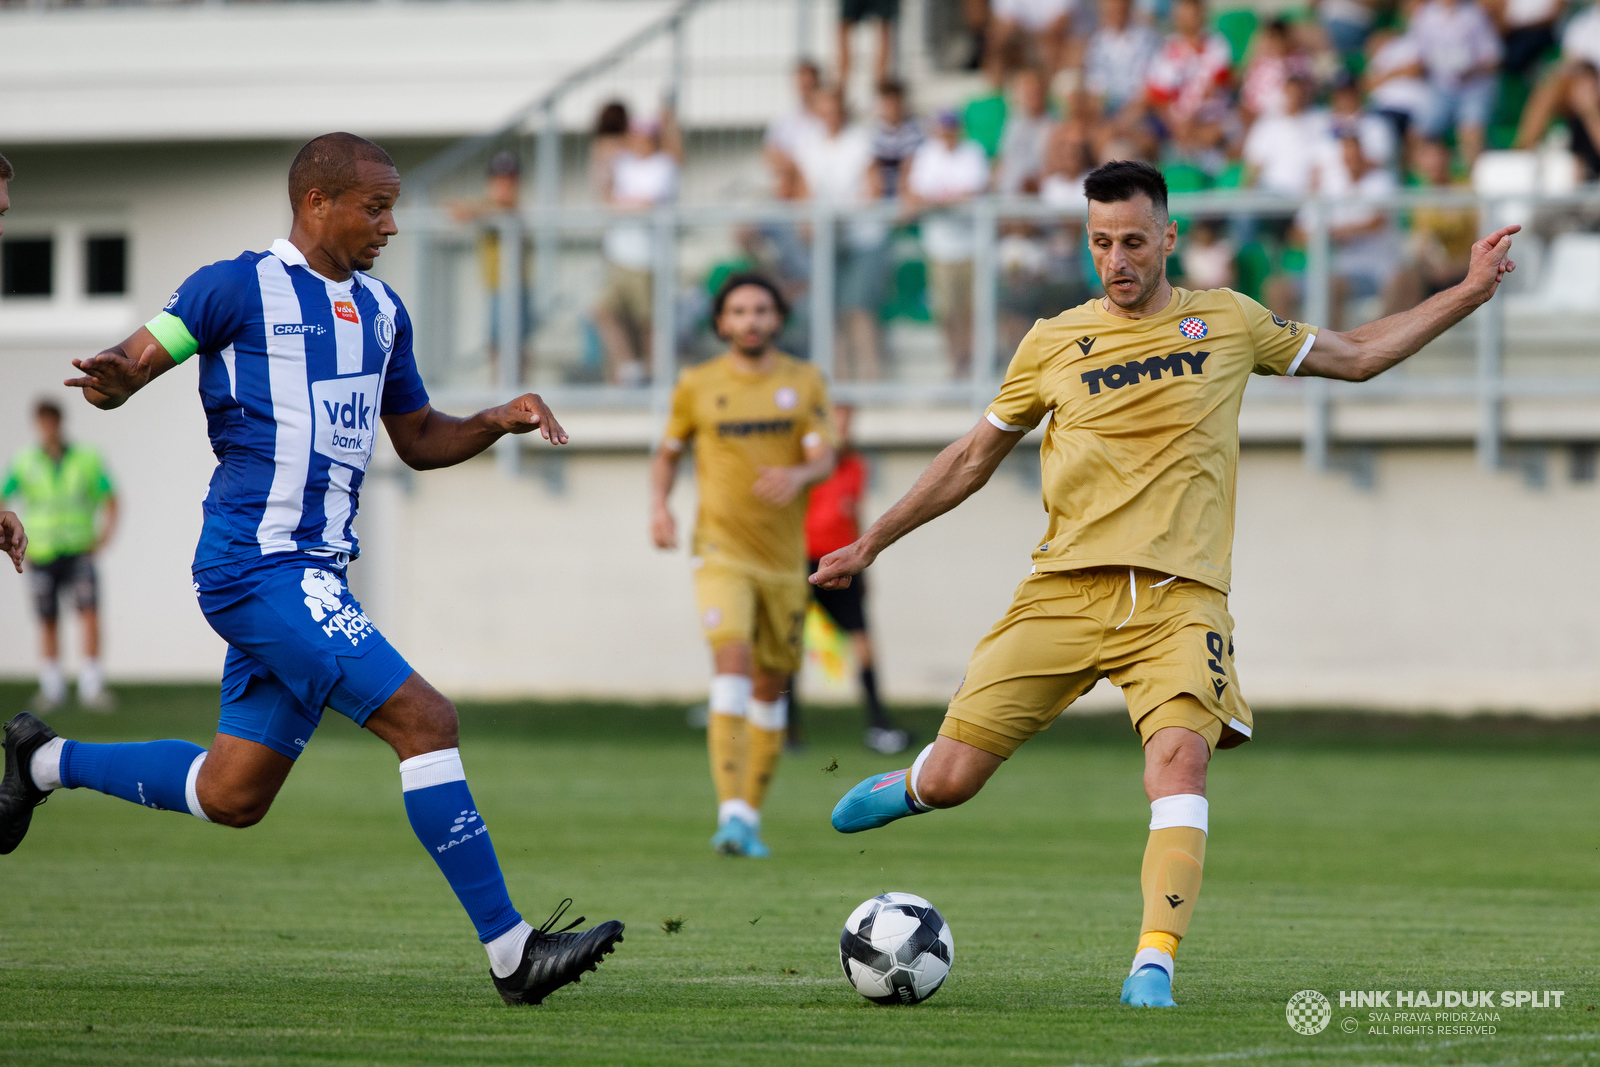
[400,187,1600,468]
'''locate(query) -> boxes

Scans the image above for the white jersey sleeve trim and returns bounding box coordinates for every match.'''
[801,431,823,448]
[986,411,1031,433]
[1286,331,1317,377]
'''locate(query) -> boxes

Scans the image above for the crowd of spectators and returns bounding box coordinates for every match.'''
[577,0,1600,381]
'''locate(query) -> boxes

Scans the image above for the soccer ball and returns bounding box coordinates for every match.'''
[838,892,954,1004]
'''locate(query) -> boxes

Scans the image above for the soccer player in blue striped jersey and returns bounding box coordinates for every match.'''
[0,133,623,1006]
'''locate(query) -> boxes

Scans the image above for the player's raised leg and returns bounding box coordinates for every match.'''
[1121,713,1211,1009]
[831,734,1001,831]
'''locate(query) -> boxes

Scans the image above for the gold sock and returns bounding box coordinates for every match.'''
[742,726,785,811]
[1137,930,1180,958]
[1140,825,1207,941]
[708,713,749,805]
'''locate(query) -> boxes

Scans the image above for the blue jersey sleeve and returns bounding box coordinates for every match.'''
[146,258,255,364]
[380,297,430,416]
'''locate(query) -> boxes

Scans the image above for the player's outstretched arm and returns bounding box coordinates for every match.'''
[649,444,681,550]
[811,418,1023,590]
[0,510,26,573]
[65,327,176,410]
[381,393,569,471]
[1296,225,1519,381]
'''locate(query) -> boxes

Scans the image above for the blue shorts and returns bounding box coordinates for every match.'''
[195,555,414,760]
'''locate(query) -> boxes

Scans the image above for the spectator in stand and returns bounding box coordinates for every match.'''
[1386,138,1478,311]
[3,400,119,711]
[793,403,912,756]
[1514,59,1600,174]
[995,68,1057,193]
[1145,0,1235,139]
[1485,0,1564,78]
[1083,0,1161,119]
[1364,27,1440,162]
[1317,0,1380,57]
[1243,73,1330,197]
[449,151,531,379]
[1240,18,1307,121]
[1179,219,1237,289]
[906,110,991,379]
[1410,0,1503,163]
[794,87,888,381]
[999,121,1093,355]
[1515,2,1600,149]
[871,78,924,195]
[1039,119,1094,209]
[1329,73,1398,166]
[987,0,1075,83]
[765,61,825,200]
[839,0,899,93]
[589,101,632,196]
[596,109,682,385]
[1316,133,1402,327]
[962,65,1010,159]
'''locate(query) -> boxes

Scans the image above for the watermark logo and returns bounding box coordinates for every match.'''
[1287,990,1332,1035]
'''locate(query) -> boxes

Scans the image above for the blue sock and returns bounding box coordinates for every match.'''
[59,739,209,817]
[399,748,522,943]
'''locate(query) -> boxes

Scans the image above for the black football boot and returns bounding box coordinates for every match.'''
[491,898,625,1006]
[0,712,59,855]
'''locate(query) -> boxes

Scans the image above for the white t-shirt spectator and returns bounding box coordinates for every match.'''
[1313,159,1401,284]
[995,112,1056,194]
[1409,0,1503,88]
[765,108,825,159]
[1244,110,1332,196]
[1085,23,1161,111]
[603,151,678,270]
[1367,34,1438,118]
[794,123,887,248]
[1504,0,1560,29]
[1146,32,1235,121]
[1040,171,1089,212]
[993,0,1075,31]
[907,138,991,262]
[1562,5,1600,67]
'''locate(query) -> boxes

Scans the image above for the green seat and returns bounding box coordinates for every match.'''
[1214,9,1258,68]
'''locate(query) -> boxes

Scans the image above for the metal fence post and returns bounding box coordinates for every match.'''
[651,206,679,422]
[1303,196,1332,471]
[810,204,836,380]
[495,214,524,478]
[669,13,687,110]
[534,102,562,344]
[971,198,998,409]
[797,0,813,57]
[1476,197,1505,471]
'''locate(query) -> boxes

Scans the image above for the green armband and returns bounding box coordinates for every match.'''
[145,311,200,364]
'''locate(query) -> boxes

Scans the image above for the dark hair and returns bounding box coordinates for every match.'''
[796,58,821,78]
[35,399,62,421]
[1083,160,1168,218]
[712,272,789,325]
[288,133,395,213]
[0,153,12,182]
[877,77,906,99]
[595,101,630,138]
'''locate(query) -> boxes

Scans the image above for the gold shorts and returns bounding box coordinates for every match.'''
[940,566,1254,759]
[692,556,809,674]
[600,264,653,326]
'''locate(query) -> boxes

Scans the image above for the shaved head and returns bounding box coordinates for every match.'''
[288,133,395,215]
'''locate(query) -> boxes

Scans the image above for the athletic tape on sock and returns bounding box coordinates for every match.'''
[1149,793,1208,834]
[485,919,534,979]
[747,695,787,731]
[399,748,466,792]
[709,674,752,717]
[719,797,759,827]
[183,752,211,822]
[28,736,66,793]
[1131,946,1175,978]
[906,743,935,810]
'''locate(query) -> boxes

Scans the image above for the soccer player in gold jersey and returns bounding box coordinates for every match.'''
[650,274,837,858]
[822,161,1518,1005]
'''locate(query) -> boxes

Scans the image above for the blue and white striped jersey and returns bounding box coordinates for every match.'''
[146,239,430,571]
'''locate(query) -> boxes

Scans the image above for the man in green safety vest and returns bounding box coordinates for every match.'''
[2,400,119,710]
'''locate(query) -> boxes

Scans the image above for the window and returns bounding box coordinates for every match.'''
[2,237,53,297]
[85,235,127,295]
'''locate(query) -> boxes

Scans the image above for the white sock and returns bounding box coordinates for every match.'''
[78,659,103,701]
[485,919,534,979]
[718,797,759,828]
[747,695,787,731]
[39,660,64,703]
[1130,946,1175,979]
[29,736,66,792]
[906,743,935,811]
[709,674,752,717]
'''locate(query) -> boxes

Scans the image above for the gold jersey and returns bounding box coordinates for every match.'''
[987,287,1316,593]
[663,352,835,573]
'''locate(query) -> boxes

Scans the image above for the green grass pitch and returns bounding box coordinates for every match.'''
[1,685,1597,1065]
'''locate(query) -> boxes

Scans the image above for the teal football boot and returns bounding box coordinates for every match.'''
[737,817,771,859]
[830,769,927,833]
[710,820,745,856]
[1120,964,1178,1007]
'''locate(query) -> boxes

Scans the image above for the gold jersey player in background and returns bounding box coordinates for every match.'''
[820,160,1518,1007]
[650,274,837,859]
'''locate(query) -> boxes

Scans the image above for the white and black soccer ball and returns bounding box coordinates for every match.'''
[839,892,954,1004]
